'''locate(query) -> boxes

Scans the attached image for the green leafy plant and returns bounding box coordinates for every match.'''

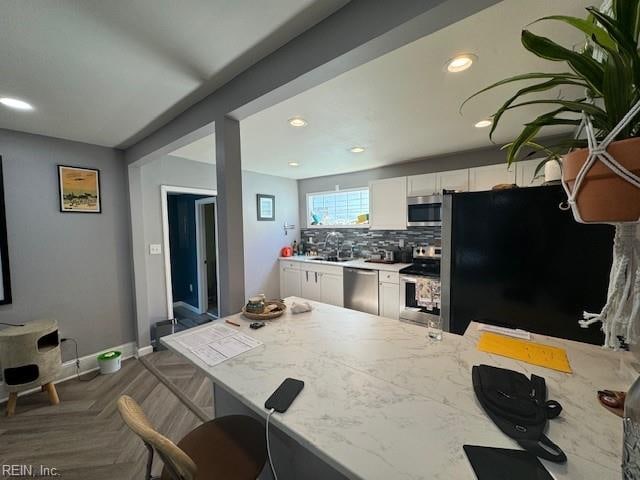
[461,1,640,176]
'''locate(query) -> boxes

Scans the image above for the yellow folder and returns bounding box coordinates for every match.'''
[477,332,573,373]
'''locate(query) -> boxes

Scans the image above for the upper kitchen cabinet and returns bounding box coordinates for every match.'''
[369,177,407,230]
[469,164,516,192]
[516,158,545,187]
[407,173,437,196]
[436,168,469,193]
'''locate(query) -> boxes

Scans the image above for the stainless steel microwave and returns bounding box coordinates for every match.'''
[407,195,442,227]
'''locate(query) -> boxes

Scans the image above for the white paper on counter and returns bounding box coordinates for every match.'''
[177,323,237,349]
[177,323,263,366]
[477,323,531,340]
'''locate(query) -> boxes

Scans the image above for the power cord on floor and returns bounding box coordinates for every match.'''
[266,408,278,480]
[61,338,100,382]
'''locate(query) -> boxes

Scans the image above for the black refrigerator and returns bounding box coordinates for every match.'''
[441,185,614,345]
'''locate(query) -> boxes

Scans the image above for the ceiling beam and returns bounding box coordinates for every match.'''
[123,0,501,165]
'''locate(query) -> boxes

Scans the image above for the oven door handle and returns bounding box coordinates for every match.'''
[401,277,418,283]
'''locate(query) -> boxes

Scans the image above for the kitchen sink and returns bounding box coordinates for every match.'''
[310,257,351,262]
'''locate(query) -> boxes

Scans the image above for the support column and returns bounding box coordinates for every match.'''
[215,116,245,316]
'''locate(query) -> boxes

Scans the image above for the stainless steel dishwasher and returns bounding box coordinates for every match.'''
[343,268,379,315]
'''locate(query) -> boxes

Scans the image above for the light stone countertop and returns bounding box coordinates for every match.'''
[162,298,628,480]
[279,255,412,273]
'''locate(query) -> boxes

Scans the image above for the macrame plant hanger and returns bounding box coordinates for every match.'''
[560,99,640,349]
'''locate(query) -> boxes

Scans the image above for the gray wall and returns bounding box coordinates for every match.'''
[0,129,134,359]
[133,156,216,347]
[131,161,298,342]
[242,171,299,301]
[297,143,509,226]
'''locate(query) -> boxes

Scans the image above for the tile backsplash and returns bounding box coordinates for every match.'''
[300,227,441,258]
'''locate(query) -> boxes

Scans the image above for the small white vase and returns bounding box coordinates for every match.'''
[544,160,562,183]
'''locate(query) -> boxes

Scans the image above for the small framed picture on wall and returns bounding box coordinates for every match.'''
[256,194,275,221]
[58,165,101,213]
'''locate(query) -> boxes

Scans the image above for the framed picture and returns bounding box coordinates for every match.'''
[0,157,12,305]
[256,194,275,221]
[58,165,101,213]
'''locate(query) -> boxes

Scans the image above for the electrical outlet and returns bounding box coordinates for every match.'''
[149,244,162,255]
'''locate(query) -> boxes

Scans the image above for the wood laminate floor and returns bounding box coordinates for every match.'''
[0,351,213,479]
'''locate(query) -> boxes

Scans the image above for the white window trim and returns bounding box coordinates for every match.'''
[306,187,370,229]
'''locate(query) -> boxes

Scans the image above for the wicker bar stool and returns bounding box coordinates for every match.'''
[117,395,267,480]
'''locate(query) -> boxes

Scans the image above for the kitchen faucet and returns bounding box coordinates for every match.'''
[322,231,344,259]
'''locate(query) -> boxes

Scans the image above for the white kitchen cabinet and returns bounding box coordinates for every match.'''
[469,164,516,192]
[280,266,301,298]
[379,281,400,319]
[516,158,545,187]
[287,263,343,307]
[407,173,437,197]
[300,269,322,301]
[437,168,469,193]
[319,272,344,307]
[369,177,407,230]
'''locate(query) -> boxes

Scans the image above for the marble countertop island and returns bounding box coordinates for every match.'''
[162,298,629,480]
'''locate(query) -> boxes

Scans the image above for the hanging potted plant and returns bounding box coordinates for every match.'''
[462,2,640,350]
[463,1,640,223]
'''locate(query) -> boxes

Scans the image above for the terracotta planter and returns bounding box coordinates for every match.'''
[563,137,640,223]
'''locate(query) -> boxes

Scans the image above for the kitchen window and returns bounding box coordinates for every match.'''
[307,188,369,227]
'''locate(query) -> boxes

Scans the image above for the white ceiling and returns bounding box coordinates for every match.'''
[0,0,347,147]
[172,0,591,179]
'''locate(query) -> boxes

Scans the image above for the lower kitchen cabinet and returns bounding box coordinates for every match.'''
[280,266,301,298]
[301,270,322,301]
[379,281,400,320]
[319,272,343,307]
[280,261,344,307]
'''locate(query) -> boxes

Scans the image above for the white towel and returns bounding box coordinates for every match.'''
[416,278,441,309]
[291,301,313,314]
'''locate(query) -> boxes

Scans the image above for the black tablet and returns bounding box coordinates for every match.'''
[464,445,555,480]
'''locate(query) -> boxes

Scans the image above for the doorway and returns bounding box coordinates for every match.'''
[161,186,218,329]
[196,197,219,318]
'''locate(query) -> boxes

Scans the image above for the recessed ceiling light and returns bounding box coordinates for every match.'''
[288,161,299,167]
[0,97,34,111]
[474,119,493,128]
[288,116,307,127]
[350,146,365,153]
[445,54,476,73]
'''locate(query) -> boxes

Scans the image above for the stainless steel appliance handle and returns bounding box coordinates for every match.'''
[306,271,309,282]
[314,272,318,282]
[400,276,418,283]
[407,194,443,206]
[345,268,378,276]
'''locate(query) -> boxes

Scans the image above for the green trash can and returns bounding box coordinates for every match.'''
[97,350,122,374]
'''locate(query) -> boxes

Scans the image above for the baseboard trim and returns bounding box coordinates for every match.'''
[136,345,154,358]
[0,341,136,404]
[173,301,201,314]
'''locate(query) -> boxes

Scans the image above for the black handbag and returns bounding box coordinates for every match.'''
[472,364,567,463]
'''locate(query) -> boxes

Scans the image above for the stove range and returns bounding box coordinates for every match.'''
[399,245,441,278]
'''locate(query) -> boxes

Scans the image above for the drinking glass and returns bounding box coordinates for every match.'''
[427,317,443,342]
